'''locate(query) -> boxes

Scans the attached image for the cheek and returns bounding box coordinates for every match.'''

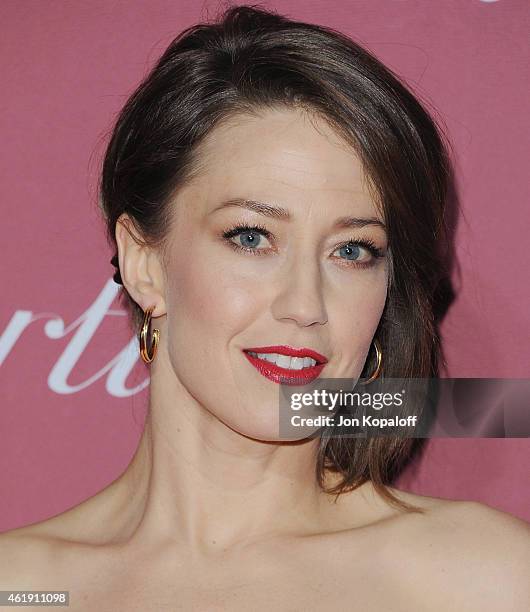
[166,248,263,340]
[329,275,387,361]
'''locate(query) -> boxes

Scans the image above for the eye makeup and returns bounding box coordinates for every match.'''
[220,222,387,270]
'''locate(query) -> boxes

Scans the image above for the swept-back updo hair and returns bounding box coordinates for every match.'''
[99,4,453,512]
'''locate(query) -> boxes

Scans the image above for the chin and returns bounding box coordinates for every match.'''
[219,412,318,444]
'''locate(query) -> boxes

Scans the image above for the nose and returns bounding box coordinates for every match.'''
[271,253,328,327]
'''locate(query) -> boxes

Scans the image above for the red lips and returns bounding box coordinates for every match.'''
[242,347,327,385]
[243,345,328,364]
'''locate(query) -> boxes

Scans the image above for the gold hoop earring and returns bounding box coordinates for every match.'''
[358,338,382,385]
[140,305,160,364]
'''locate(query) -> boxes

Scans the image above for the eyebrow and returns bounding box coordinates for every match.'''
[210,198,387,231]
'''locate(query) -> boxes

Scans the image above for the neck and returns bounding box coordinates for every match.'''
[107,351,376,557]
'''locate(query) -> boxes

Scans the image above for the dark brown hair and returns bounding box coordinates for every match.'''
[98,4,453,513]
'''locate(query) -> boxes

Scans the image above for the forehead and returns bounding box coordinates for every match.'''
[183,107,381,220]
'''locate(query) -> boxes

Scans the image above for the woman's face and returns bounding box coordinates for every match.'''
[162,107,389,440]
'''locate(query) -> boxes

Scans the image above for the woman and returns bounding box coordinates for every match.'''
[1,5,528,610]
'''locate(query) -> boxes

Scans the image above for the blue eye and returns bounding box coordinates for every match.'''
[338,243,362,261]
[238,229,266,249]
[222,224,272,255]
[331,239,385,268]
[221,223,386,268]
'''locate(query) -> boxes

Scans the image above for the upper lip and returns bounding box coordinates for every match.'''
[243,345,328,364]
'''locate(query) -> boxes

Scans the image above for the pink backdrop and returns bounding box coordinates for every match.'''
[1,0,529,530]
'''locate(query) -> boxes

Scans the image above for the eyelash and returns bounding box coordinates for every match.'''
[221,223,386,269]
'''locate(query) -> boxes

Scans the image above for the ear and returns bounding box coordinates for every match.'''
[115,213,167,317]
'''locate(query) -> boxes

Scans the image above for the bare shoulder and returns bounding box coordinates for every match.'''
[0,468,136,548]
[439,500,530,610]
[0,528,63,592]
[386,490,530,611]
[425,496,530,561]
[0,482,125,589]
[0,496,99,548]
[0,504,117,601]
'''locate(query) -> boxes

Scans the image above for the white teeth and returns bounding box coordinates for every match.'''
[290,357,306,370]
[276,355,292,369]
[246,351,317,369]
